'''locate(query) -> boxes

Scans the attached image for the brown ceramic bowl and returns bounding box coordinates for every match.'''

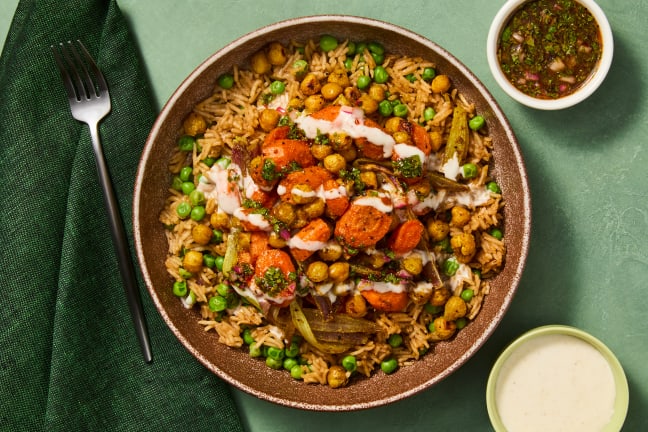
[133,15,531,411]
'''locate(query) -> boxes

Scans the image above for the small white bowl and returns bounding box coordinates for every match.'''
[486,325,629,432]
[487,0,614,110]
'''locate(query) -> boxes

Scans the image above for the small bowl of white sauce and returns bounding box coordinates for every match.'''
[486,325,629,431]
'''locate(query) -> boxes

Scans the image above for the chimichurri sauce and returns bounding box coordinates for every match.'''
[497,0,602,99]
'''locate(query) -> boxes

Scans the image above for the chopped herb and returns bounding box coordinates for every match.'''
[261,159,280,181]
[339,167,365,194]
[314,131,330,145]
[256,266,293,297]
[392,155,422,178]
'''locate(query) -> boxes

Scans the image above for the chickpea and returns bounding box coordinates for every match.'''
[451,232,476,263]
[288,97,304,110]
[302,198,325,220]
[392,131,411,144]
[332,94,351,106]
[259,108,280,132]
[367,84,385,101]
[250,50,272,75]
[409,180,431,197]
[330,132,353,151]
[327,68,350,88]
[323,153,346,173]
[429,130,444,152]
[430,286,451,307]
[321,82,343,100]
[182,250,203,274]
[311,144,333,160]
[384,116,403,134]
[431,74,451,93]
[368,253,386,269]
[292,210,309,229]
[210,212,229,230]
[444,296,467,321]
[402,254,423,276]
[327,365,349,389]
[183,112,207,137]
[237,232,251,251]
[291,184,316,205]
[306,261,329,283]
[345,293,368,318]
[427,219,450,242]
[338,145,357,162]
[191,224,213,246]
[266,42,287,66]
[304,94,326,112]
[431,316,456,340]
[357,94,378,114]
[318,241,343,261]
[328,262,350,283]
[299,73,321,96]
[450,205,471,228]
[268,231,287,248]
[272,201,296,225]
[359,171,377,189]
[343,86,361,101]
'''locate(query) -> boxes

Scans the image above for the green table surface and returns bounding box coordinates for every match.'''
[3,1,647,430]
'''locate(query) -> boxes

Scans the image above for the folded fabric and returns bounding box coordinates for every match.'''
[0,0,244,430]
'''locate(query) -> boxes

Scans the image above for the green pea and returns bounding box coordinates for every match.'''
[487,181,501,194]
[242,328,255,345]
[216,283,230,297]
[424,303,442,315]
[215,157,231,169]
[266,356,282,370]
[423,107,436,121]
[388,333,403,348]
[266,347,285,361]
[393,103,408,118]
[285,342,300,358]
[181,181,195,195]
[344,57,353,70]
[378,100,393,116]
[371,52,384,65]
[418,346,429,356]
[390,99,401,107]
[319,35,338,52]
[380,358,398,374]
[437,237,452,253]
[270,80,285,95]
[189,189,205,206]
[346,41,357,56]
[171,176,183,191]
[203,157,216,167]
[214,255,224,271]
[249,344,262,358]
[373,66,389,83]
[176,202,191,219]
[217,73,234,89]
[342,355,357,373]
[203,254,216,268]
[178,268,192,279]
[490,228,503,240]
[469,115,485,131]
[460,288,474,302]
[172,280,187,297]
[357,75,371,89]
[190,205,205,221]
[422,67,436,81]
[283,357,298,371]
[179,166,193,182]
[473,268,482,278]
[355,42,367,55]
[178,135,195,152]
[208,295,228,312]
[290,364,303,379]
[211,229,224,244]
[462,163,478,179]
[292,59,308,77]
[443,257,460,276]
[367,41,385,55]
[405,73,416,83]
[456,317,467,330]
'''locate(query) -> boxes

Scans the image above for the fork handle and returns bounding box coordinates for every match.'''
[89,124,153,363]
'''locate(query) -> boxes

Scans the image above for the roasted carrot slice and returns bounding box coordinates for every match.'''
[263,125,290,146]
[290,217,331,262]
[361,289,409,312]
[254,249,296,307]
[411,123,432,155]
[278,166,332,205]
[334,203,392,248]
[387,219,425,255]
[309,105,340,121]
[323,179,349,218]
[247,187,278,208]
[262,139,315,171]
[249,231,270,265]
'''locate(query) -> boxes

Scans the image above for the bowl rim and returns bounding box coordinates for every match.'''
[134,14,533,411]
[486,324,629,431]
[486,0,614,110]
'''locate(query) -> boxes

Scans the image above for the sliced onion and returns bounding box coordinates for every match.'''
[290,301,351,354]
[222,228,239,276]
[301,308,378,334]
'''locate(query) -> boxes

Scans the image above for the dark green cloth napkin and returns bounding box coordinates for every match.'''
[0,1,244,430]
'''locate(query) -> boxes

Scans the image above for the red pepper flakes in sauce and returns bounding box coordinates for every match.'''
[497,0,602,99]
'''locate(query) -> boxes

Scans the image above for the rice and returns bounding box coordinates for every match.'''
[160,36,506,388]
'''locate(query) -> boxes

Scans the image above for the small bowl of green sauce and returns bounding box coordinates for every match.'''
[487,0,613,110]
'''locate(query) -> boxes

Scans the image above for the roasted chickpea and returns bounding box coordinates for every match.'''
[318,242,342,261]
[332,94,351,106]
[323,153,346,173]
[330,132,353,151]
[251,50,271,75]
[359,171,377,189]
[304,94,326,112]
[431,74,451,93]
[427,219,450,242]
[268,231,287,248]
[392,131,410,144]
[210,212,229,230]
[182,250,203,274]
[343,86,361,102]
[409,180,431,197]
[451,232,476,263]
[306,261,329,283]
[430,286,451,307]
[292,210,309,229]
[444,296,468,321]
[291,184,316,205]
[302,198,325,220]
[450,205,471,228]
[367,253,387,269]
[402,254,423,276]
[429,130,444,152]
[328,262,350,283]
[321,82,343,100]
[384,116,403,134]
[288,97,304,110]
[266,42,287,66]
[338,145,357,162]
[327,68,350,88]
[367,84,385,101]
[345,293,368,318]
[183,112,207,136]
[259,108,280,132]
[327,365,349,389]
[311,144,333,160]
[299,73,321,96]
[357,94,378,114]
[191,224,213,246]
[272,201,296,225]
[431,316,456,340]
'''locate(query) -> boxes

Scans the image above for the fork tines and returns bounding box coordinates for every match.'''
[51,40,108,103]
